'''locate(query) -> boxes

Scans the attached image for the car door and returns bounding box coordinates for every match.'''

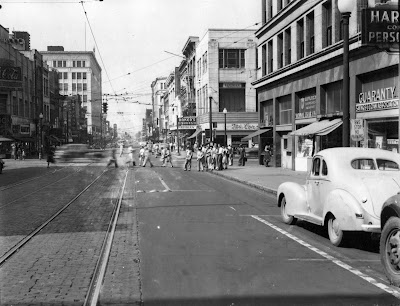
[306,157,321,217]
[315,158,330,217]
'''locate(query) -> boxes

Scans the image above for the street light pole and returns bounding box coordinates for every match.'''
[176,114,180,155]
[39,113,43,159]
[223,108,227,146]
[338,0,354,147]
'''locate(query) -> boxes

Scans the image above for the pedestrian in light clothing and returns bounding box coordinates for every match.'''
[184,146,193,171]
[119,143,124,157]
[163,145,174,167]
[142,146,154,167]
[138,146,145,165]
[227,144,233,166]
[196,145,204,171]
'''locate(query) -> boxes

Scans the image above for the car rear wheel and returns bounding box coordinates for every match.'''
[327,215,345,247]
[280,196,296,225]
[380,217,400,286]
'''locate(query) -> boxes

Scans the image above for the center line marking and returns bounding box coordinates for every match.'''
[250,215,400,300]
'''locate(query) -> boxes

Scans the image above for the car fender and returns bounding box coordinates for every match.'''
[277,182,307,216]
[380,194,400,229]
[323,190,364,231]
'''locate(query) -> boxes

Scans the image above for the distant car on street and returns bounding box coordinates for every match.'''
[54,144,105,162]
[380,193,400,286]
[277,147,400,247]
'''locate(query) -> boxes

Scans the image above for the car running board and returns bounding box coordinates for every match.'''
[294,214,323,226]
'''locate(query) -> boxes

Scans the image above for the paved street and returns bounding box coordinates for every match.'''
[0,153,399,305]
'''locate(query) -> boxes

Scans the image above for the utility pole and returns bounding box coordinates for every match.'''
[176,114,180,155]
[209,96,213,143]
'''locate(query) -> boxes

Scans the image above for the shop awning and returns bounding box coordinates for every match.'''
[187,129,202,139]
[13,135,35,142]
[0,136,13,142]
[241,128,271,141]
[49,135,63,143]
[290,119,342,136]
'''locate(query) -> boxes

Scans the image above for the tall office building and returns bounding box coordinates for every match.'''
[41,46,102,138]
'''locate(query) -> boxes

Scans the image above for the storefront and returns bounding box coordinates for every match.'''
[356,68,399,152]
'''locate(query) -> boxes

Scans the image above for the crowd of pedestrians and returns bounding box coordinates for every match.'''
[114,141,256,171]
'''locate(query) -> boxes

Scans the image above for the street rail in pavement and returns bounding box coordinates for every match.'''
[0,167,108,267]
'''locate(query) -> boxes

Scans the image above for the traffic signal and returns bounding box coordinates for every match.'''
[102,102,108,113]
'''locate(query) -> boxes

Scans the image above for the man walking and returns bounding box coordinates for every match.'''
[184,145,193,171]
[142,145,154,167]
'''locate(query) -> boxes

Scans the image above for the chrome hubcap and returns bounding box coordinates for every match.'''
[387,230,400,271]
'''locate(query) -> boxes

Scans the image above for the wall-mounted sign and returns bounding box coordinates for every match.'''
[221,83,245,88]
[357,85,398,112]
[361,7,399,50]
[296,94,317,119]
[20,125,30,135]
[230,123,258,130]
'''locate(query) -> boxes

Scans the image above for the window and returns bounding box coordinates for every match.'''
[83,83,87,91]
[321,81,342,115]
[219,49,246,68]
[64,83,68,91]
[278,95,292,125]
[312,158,321,176]
[307,12,315,55]
[261,100,273,126]
[83,95,87,103]
[72,72,76,79]
[53,61,56,67]
[323,0,332,47]
[83,72,87,80]
[297,19,304,59]
[277,33,283,69]
[262,44,267,76]
[82,61,86,67]
[77,72,82,79]
[72,83,76,91]
[285,27,291,65]
[351,159,376,170]
[58,72,62,79]
[203,52,208,73]
[219,83,245,112]
[77,83,82,91]
[63,61,66,67]
[377,159,399,171]
[77,61,81,67]
[63,72,68,79]
[267,40,273,73]
[322,160,328,176]
[73,61,76,67]
[57,60,62,67]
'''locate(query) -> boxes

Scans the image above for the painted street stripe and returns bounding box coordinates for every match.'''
[158,176,171,192]
[251,215,400,300]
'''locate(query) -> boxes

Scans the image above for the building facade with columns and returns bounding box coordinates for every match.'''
[253,0,399,171]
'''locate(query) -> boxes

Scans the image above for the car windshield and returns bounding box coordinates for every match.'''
[377,159,400,171]
[351,158,376,170]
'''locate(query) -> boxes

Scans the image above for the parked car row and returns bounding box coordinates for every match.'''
[276,147,400,285]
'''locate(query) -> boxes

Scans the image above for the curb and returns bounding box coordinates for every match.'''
[207,169,278,196]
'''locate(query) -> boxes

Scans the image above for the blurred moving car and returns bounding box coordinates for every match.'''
[54,144,105,162]
[380,193,400,286]
[277,147,400,247]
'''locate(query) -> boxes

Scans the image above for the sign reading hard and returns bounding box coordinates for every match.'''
[362,7,399,50]
[178,116,196,129]
[351,119,364,142]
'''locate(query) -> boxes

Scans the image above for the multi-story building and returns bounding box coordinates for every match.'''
[253,0,399,171]
[150,77,167,142]
[41,47,102,141]
[194,29,258,146]
[0,25,57,158]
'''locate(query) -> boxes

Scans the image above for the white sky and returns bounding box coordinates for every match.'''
[1,0,260,134]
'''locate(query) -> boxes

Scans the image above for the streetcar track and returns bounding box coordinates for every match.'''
[0,168,109,267]
[0,162,79,191]
[84,169,128,306]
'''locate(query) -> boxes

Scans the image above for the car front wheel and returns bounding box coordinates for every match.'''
[380,217,400,286]
[327,215,345,247]
[280,196,296,225]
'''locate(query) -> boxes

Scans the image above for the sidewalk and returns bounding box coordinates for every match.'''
[171,152,308,195]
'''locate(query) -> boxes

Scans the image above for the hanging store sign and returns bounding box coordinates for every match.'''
[20,125,30,135]
[357,86,398,112]
[361,7,399,50]
[350,119,364,142]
